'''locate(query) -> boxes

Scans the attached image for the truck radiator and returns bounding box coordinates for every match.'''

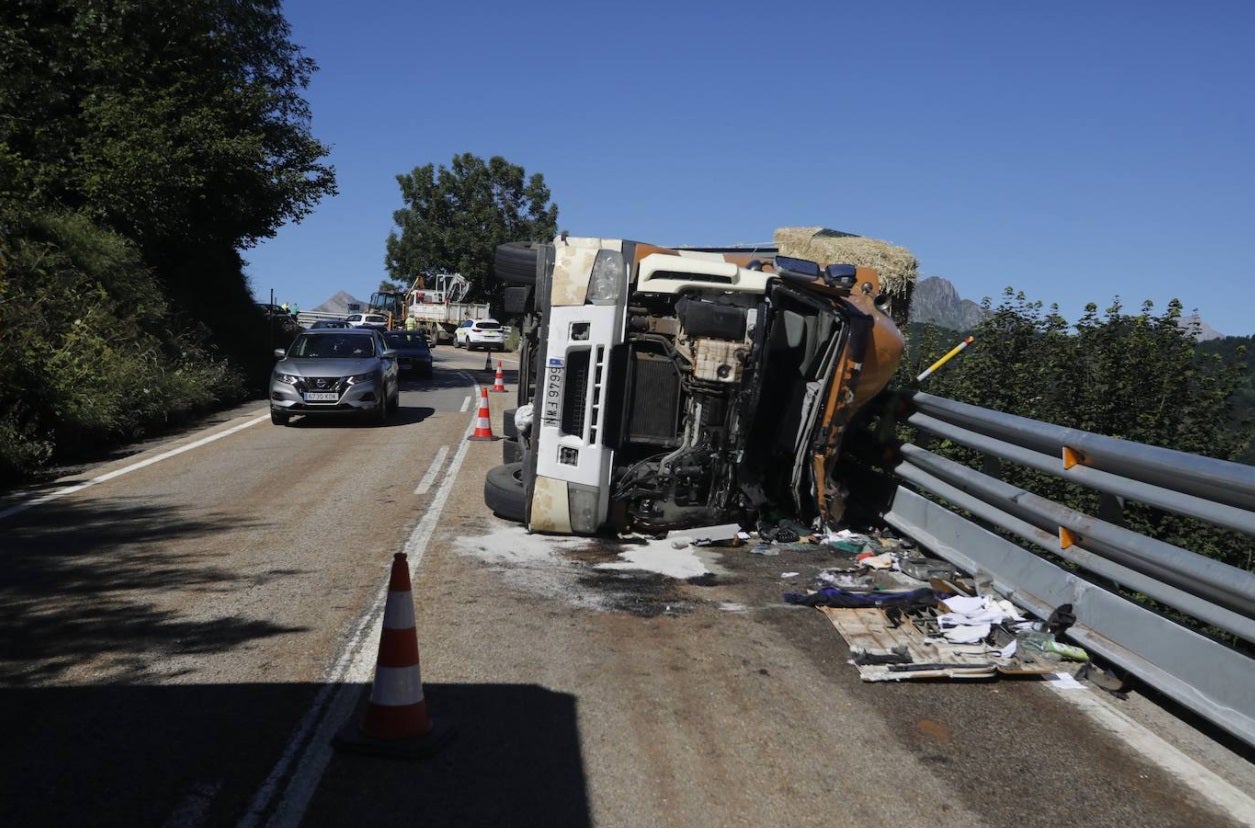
[626,350,682,446]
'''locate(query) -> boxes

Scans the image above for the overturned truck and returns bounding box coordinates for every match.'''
[485,234,906,535]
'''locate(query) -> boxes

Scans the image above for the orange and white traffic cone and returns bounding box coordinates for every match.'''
[332,552,452,758]
[468,386,497,441]
[491,361,507,393]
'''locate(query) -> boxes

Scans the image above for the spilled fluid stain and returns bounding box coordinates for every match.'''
[916,718,952,740]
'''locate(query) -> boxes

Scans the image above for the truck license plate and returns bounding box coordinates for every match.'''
[542,364,563,427]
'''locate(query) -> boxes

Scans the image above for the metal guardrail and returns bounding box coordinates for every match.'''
[882,391,1255,747]
[295,311,348,326]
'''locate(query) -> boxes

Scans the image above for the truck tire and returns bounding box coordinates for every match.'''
[494,242,540,285]
[502,437,522,464]
[502,409,518,439]
[484,462,526,522]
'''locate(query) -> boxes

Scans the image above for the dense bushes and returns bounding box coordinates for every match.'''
[900,290,1253,573]
[0,0,334,486]
[0,207,246,483]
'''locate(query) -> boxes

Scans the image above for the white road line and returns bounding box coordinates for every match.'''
[241,411,478,828]
[0,414,269,523]
[162,780,223,828]
[459,395,471,413]
[414,446,449,495]
[1045,682,1255,824]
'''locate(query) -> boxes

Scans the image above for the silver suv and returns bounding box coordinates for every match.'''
[269,328,400,425]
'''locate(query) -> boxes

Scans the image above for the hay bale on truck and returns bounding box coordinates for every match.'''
[774,227,917,328]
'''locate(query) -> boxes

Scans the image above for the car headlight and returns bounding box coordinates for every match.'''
[273,373,300,385]
[347,372,378,384]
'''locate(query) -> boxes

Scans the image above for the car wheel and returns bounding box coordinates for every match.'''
[270,408,290,426]
[502,437,522,464]
[374,398,388,425]
[484,462,526,522]
[493,241,540,285]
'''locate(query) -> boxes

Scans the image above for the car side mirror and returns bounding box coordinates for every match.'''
[274,348,286,358]
[381,349,398,358]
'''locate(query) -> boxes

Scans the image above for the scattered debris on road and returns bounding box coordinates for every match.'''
[735,520,1092,682]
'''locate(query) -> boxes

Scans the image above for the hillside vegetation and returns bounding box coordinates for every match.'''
[0,1,335,485]
[901,290,1253,574]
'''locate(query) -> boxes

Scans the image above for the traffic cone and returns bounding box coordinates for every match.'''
[483,352,493,371]
[491,361,507,393]
[333,553,453,759]
[468,386,498,441]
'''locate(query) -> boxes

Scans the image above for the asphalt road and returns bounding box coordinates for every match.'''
[0,345,1251,827]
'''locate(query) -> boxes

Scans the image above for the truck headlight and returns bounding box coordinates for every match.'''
[587,249,625,305]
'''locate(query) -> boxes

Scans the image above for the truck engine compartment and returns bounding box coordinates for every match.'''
[596,283,852,533]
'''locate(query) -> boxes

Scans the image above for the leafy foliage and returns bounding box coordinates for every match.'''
[385,153,558,299]
[901,290,1253,574]
[0,1,334,484]
[1,0,335,251]
[0,206,244,482]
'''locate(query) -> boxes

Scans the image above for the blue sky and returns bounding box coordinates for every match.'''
[246,0,1254,335]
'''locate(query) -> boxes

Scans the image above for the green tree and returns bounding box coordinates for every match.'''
[910,289,1253,573]
[1,0,335,252]
[0,1,335,483]
[385,153,558,299]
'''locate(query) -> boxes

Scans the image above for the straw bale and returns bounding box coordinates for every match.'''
[774,227,917,326]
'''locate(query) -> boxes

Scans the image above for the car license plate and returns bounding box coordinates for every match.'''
[303,392,338,402]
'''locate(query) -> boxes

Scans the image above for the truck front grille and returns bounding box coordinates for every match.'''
[561,350,590,437]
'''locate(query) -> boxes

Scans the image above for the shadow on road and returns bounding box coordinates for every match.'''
[280,406,437,429]
[309,683,590,827]
[0,682,590,827]
[0,499,305,684]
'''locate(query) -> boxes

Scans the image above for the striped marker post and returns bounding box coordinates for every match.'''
[333,553,453,758]
[916,336,974,383]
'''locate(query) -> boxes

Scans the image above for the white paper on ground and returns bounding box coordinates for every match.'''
[941,623,991,644]
[940,595,987,615]
[1046,672,1087,690]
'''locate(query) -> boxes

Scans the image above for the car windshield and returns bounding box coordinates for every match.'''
[288,333,375,358]
[385,332,429,348]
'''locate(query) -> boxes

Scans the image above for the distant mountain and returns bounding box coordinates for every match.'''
[906,277,1225,340]
[908,277,987,330]
[1177,313,1225,342]
[310,290,365,316]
